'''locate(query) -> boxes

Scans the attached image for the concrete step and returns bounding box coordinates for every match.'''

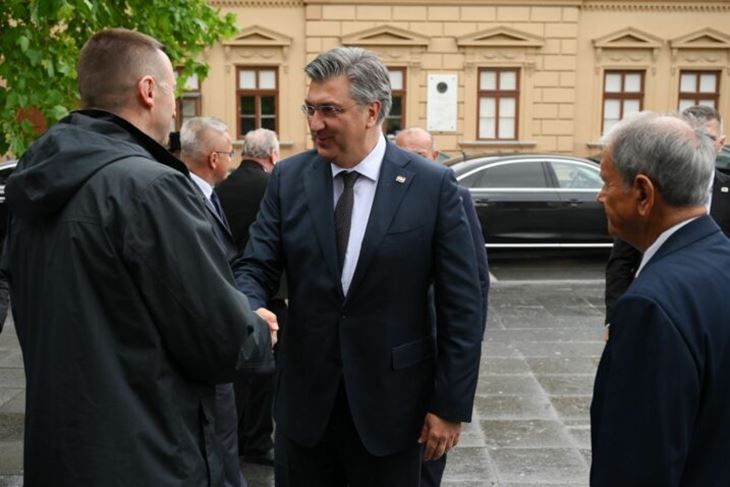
[0,316,24,477]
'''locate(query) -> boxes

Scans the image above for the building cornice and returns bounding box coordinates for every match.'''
[582,2,730,12]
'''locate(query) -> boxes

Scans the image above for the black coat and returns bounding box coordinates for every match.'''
[4,110,270,486]
[216,160,269,252]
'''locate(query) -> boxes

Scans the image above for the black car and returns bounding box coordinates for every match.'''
[449,154,612,248]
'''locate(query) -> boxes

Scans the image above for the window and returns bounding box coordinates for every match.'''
[384,68,405,136]
[478,68,520,140]
[678,71,720,111]
[174,70,201,132]
[237,67,278,137]
[551,161,603,190]
[460,161,547,188]
[602,70,644,135]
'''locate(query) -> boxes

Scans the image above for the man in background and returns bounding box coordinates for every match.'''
[591,111,730,484]
[395,127,490,487]
[2,28,271,485]
[216,128,284,467]
[181,116,247,487]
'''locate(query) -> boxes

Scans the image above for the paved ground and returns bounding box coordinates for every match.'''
[0,267,607,486]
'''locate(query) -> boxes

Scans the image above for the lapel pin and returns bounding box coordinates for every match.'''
[395,175,406,184]
[722,187,729,193]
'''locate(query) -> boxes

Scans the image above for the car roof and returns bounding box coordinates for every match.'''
[448,153,599,176]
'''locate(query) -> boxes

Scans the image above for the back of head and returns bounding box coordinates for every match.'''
[602,111,715,208]
[682,104,722,126]
[180,116,229,164]
[78,28,167,112]
[242,128,279,159]
[305,47,392,124]
[395,127,436,160]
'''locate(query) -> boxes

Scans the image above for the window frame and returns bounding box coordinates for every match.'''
[477,67,521,141]
[384,67,406,137]
[601,70,645,135]
[236,66,279,138]
[677,70,721,110]
[174,68,202,132]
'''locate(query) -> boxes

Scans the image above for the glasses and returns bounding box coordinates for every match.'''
[214,150,235,158]
[301,103,355,118]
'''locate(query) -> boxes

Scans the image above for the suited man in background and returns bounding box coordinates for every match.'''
[216,128,284,467]
[591,111,730,485]
[234,47,483,486]
[395,126,490,487]
[604,105,730,322]
[181,116,247,487]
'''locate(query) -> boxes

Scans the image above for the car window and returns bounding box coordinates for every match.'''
[460,161,548,188]
[0,165,15,186]
[551,161,602,189]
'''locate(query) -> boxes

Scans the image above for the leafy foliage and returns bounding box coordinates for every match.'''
[0,0,237,155]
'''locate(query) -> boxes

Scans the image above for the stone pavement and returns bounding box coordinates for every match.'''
[0,279,606,486]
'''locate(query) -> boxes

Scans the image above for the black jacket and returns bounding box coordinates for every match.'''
[4,110,270,486]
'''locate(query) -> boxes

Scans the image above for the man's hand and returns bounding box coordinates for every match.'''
[255,307,279,347]
[418,412,461,461]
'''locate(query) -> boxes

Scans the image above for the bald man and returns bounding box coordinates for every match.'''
[395,127,490,487]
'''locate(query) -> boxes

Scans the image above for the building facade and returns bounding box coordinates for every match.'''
[187,0,730,160]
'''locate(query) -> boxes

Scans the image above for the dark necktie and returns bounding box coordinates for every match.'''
[335,171,359,272]
[210,191,230,232]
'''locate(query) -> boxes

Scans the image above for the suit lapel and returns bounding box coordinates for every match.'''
[347,145,414,298]
[203,196,233,238]
[303,154,341,290]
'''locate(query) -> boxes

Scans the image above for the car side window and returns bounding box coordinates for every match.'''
[461,161,548,188]
[551,161,602,189]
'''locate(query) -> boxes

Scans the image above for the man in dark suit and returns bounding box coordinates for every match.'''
[591,111,730,485]
[395,127,490,487]
[233,47,483,486]
[181,116,247,487]
[604,105,730,321]
[216,128,283,467]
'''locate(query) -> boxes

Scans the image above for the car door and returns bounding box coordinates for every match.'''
[458,159,562,245]
[547,159,609,243]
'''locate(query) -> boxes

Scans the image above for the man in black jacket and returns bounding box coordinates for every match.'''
[604,105,730,324]
[216,128,283,466]
[2,28,272,486]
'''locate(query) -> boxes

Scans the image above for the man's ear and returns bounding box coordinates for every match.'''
[634,174,655,217]
[365,100,382,128]
[137,75,156,109]
[208,151,218,171]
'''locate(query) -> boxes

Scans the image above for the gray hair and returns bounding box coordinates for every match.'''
[682,104,724,134]
[180,117,229,161]
[305,47,392,123]
[601,111,715,207]
[242,128,279,159]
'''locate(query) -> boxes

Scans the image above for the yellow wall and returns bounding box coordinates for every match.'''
[206,0,730,159]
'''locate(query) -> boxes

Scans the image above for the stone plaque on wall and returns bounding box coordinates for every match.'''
[427,74,458,133]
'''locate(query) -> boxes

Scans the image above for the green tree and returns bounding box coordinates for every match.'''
[0,0,237,155]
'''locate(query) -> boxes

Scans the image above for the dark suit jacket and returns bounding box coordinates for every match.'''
[591,215,730,485]
[216,160,269,252]
[233,142,483,456]
[604,171,730,318]
[458,186,490,330]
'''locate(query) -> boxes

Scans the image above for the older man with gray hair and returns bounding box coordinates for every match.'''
[591,111,730,485]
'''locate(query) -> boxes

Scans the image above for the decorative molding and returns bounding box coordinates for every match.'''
[457,26,544,49]
[669,28,730,74]
[222,25,292,72]
[592,27,663,74]
[341,25,429,48]
[582,2,730,12]
[210,0,303,6]
[458,27,543,78]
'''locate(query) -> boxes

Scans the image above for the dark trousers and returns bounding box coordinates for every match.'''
[420,455,446,487]
[233,298,286,456]
[274,383,422,487]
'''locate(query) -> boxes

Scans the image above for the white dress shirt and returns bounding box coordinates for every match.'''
[331,135,386,294]
[190,172,213,200]
[635,217,699,276]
